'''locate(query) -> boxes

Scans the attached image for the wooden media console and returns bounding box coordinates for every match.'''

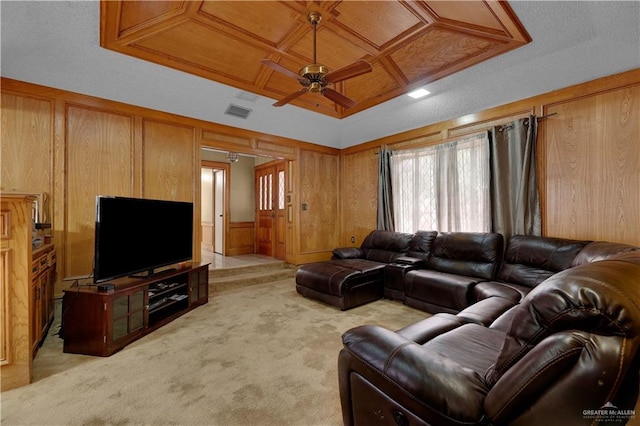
[62,263,209,356]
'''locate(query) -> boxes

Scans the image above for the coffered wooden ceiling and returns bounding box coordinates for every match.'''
[101,1,531,119]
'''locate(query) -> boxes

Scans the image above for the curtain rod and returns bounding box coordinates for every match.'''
[537,112,558,121]
[379,112,562,147]
[499,112,559,131]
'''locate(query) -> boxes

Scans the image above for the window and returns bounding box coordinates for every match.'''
[391,133,490,233]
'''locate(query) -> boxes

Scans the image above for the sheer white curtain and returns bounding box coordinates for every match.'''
[391,133,490,233]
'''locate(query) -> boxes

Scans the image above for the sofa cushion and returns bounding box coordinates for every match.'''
[405,230,438,260]
[328,258,387,274]
[361,230,414,263]
[427,232,504,280]
[295,263,362,296]
[487,258,640,385]
[405,269,485,312]
[497,234,590,288]
[331,247,365,259]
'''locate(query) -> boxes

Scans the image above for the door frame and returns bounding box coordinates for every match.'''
[201,160,230,255]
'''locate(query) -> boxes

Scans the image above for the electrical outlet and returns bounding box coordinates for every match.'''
[351,236,355,243]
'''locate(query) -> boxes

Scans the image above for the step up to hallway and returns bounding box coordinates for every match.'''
[209,260,297,293]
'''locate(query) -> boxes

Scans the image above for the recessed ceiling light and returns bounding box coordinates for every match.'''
[236,91,259,102]
[407,88,431,99]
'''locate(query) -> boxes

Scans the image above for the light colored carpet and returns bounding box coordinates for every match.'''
[1,279,427,425]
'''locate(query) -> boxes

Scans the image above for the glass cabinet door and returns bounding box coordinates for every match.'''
[112,290,145,342]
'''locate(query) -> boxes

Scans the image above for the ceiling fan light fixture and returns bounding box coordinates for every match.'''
[260,11,372,110]
[408,88,431,99]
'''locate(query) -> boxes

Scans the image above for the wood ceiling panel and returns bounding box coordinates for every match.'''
[426,1,506,33]
[344,62,401,105]
[390,28,494,82]
[198,1,301,46]
[101,0,531,118]
[332,1,423,49]
[118,1,185,33]
[135,21,270,84]
[289,27,370,69]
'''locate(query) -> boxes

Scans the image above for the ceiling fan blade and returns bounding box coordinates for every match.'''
[273,89,307,107]
[324,60,372,84]
[322,88,356,109]
[261,59,306,84]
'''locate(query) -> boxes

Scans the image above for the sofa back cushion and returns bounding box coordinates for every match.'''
[486,258,640,386]
[497,235,590,288]
[426,232,504,280]
[571,240,640,266]
[361,230,414,263]
[406,230,438,260]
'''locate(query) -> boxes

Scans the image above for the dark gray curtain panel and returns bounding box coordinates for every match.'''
[377,145,395,231]
[489,116,541,241]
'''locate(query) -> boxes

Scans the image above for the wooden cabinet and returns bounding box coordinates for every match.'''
[62,263,209,357]
[31,244,56,354]
[1,194,55,391]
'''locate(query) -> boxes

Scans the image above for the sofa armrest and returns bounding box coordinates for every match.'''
[485,331,625,425]
[341,325,487,423]
[457,297,516,326]
[332,247,365,259]
[397,313,470,344]
[394,256,428,267]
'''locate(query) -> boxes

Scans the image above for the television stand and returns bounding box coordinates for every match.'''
[129,267,177,279]
[62,262,208,356]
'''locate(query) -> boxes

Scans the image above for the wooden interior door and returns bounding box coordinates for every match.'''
[275,161,286,260]
[256,165,275,257]
[255,161,286,259]
[200,168,214,251]
[213,169,224,254]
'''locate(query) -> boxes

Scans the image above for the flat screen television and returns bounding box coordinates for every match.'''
[93,196,193,283]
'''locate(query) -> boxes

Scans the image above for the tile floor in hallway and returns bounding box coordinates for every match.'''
[201,250,283,270]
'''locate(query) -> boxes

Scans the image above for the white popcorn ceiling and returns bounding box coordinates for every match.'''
[1,1,639,149]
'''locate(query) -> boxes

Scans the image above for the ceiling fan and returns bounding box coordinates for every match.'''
[261,11,372,109]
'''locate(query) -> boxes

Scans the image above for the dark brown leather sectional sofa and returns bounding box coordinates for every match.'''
[296,230,638,313]
[295,230,640,424]
[339,251,640,425]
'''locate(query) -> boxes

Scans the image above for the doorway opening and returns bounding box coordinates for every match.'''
[201,161,228,255]
[200,149,287,262]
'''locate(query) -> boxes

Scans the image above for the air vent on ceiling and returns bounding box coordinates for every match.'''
[225,104,252,119]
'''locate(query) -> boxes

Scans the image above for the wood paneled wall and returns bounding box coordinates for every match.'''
[66,107,134,277]
[3,69,638,276]
[227,222,256,256]
[1,94,54,204]
[340,149,378,246]
[296,149,340,263]
[1,78,337,276]
[341,68,640,247]
[543,85,639,244]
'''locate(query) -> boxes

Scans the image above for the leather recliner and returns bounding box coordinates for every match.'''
[338,254,640,425]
